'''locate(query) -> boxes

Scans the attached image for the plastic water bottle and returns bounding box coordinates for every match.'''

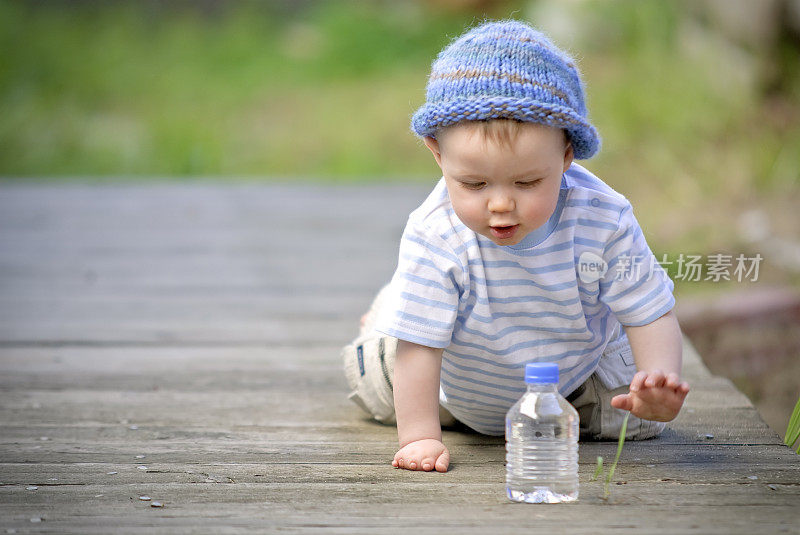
[505,362,579,503]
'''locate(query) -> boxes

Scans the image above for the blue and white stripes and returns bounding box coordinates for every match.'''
[375,163,675,435]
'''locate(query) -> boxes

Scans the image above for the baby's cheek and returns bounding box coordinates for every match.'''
[461,202,485,226]
[523,200,553,227]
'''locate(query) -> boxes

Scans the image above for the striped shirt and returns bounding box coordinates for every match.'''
[374,163,675,435]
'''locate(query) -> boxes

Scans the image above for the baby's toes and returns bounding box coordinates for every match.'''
[420,457,436,471]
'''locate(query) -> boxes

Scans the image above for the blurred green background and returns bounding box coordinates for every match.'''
[1,0,799,431]
[1,0,798,262]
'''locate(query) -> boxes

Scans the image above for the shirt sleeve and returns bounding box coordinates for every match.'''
[373,219,464,348]
[598,204,675,326]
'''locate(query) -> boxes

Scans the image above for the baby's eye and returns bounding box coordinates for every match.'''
[461,181,486,190]
[516,179,542,188]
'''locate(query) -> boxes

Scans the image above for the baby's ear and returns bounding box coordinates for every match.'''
[563,140,574,173]
[423,136,444,168]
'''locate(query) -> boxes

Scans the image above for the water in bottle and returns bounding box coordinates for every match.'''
[505,362,579,503]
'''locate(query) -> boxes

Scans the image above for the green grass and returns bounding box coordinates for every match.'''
[0,0,481,178]
[2,0,797,184]
[785,395,800,454]
[591,412,630,500]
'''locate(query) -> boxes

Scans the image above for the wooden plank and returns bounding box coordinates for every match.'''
[0,486,798,535]
[0,320,361,346]
[2,479,799,508]
[0,512,794,535]
[1,434,795,465]
[2,456,799,486]
[0,183,423,347]
[0,345,786,445]
[0,376,790,439]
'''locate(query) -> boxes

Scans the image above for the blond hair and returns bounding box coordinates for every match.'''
[438,119,569,150]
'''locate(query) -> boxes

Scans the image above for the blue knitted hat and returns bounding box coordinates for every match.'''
[411,20,600,159]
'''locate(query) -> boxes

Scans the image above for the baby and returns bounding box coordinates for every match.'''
[342,20,689,473]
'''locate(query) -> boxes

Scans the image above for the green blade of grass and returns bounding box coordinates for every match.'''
[783,395,800,450]
[591,456,604,481]
[787,426,800,450]
[604,412,630,499]
[786,395,800,436]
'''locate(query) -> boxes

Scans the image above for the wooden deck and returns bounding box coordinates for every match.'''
[0,182,798,533]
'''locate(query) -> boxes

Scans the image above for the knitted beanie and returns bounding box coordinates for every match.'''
[411,20,600,159]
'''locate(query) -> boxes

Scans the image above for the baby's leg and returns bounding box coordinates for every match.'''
[342,336,397,424]
[568,374,666,440]
[358,283,393,337]
[341,284,457,427]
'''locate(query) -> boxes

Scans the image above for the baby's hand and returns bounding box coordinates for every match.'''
[610,370,690,422]
[392,438,449,472]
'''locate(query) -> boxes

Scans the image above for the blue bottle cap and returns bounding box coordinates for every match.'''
[524,362,559,384]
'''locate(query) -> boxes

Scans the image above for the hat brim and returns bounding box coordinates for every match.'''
[411,97,600,159]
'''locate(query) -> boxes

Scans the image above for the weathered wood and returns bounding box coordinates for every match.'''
[2,455,799,485]
[0,183,798,534]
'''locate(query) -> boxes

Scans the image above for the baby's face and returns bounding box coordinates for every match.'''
[426,122,574,246]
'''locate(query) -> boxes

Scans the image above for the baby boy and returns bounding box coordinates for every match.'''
[342,20,689,473]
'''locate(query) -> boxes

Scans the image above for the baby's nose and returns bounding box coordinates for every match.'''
[488,194,515,212]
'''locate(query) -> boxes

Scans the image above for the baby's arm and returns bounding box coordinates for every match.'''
[391,340,450,472]
[611,310,690,421]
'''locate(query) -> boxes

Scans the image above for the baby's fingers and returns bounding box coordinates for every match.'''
[399,457,420,470]
[644,369,666,388]
[420,456,436,471]
[435,449,450,473]
[611,393,633,411]
[665,374,691,396]
[393,452,411,469]
[629,371,648,392]
[665,372,681,389]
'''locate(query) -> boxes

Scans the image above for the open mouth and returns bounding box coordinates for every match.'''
[490,225,519,240]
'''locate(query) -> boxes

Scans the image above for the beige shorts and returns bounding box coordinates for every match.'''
[344,284,666,441]
[567,337,666,441]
